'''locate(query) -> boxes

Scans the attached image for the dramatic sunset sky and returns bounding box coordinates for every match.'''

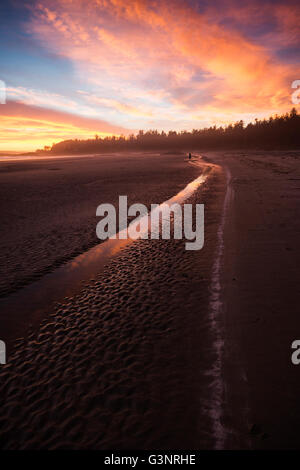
[0,0,299,151]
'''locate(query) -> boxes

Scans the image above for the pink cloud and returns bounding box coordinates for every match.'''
[26,0,298,125]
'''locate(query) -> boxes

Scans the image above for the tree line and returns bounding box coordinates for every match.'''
[37,108,300,155]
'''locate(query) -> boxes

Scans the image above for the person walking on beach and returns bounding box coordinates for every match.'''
[188,152,192,159]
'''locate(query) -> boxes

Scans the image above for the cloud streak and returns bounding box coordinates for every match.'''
[0,101,131,151]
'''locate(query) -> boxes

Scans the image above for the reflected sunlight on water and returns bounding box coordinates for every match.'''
[0,157,211,342]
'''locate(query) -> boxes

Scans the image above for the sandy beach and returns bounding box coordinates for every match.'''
[0,153,198,298]
[0,153,226,449]
[0,150,299,449]
[0,153,202,342]
[205,150,300,449]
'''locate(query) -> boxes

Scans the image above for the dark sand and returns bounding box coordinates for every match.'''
[205,150,300,449]
[0,153,226,449]
[0,150,299,449]
[0,153,198,298]
[0,153,201,343]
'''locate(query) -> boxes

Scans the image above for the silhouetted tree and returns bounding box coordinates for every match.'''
[41,108,300,156]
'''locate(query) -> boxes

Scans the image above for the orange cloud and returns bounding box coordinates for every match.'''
[78,92,153,117]
[27,0,296,122]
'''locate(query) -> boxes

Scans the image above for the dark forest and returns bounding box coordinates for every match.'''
[37,108,300,155]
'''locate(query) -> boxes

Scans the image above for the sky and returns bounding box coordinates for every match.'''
[0,0,299,151]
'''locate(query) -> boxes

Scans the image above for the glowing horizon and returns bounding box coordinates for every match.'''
[0,0,299,152]
[0,101,130,151]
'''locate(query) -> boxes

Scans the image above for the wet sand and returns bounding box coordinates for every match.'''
[205,150,300,449]
[0,153,201,343]
[0,153,227,449]
[0,150,299,449]
[0,153,198,299]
